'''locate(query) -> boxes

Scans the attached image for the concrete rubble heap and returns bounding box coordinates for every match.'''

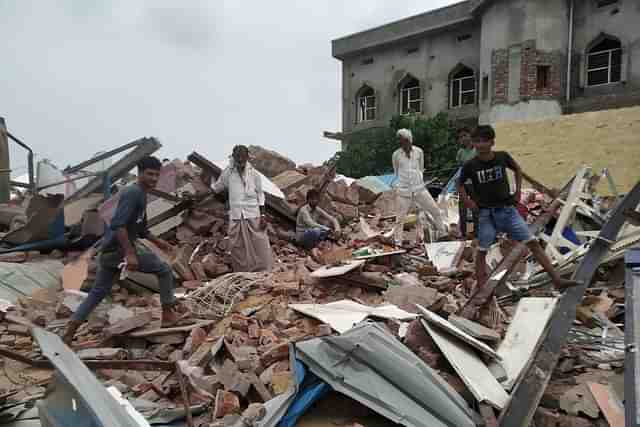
[0,144,637,427]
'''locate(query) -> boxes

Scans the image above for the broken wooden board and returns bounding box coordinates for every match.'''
[310,260,365,279]
[128,320,215,338]
[415,304,501,361]
[488,298,557,390]
[62,249,94,291]
[422,320,509,410]
[353,249,406,260]
[424,241,466,273]
[290,300,417,334]
[587,382,624,427]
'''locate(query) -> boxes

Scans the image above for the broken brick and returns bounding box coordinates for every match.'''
[230,315,250,332]
[260,342,289,367]
[183,327,207,356]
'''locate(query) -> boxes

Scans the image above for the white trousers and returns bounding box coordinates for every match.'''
[394,190,447,244]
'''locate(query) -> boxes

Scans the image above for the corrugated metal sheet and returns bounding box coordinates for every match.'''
[296,323,477,427]
[0,260,63,303]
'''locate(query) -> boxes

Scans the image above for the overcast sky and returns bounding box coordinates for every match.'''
[1,1,457,177]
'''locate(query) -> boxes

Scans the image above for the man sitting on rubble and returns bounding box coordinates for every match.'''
[296,189,341,250]
[213,145,273,272]
[392,128,448,247]
[458,125,580,291]
[64,156,183,345]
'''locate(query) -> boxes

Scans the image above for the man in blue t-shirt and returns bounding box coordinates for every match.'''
[458,125,579,292]
[63,156,183,345]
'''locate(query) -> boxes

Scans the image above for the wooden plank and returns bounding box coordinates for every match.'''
[488,298,557,390]
[310,260,365,279]
[415,304,501,361]
[62,248,94,290]
[129,320,215,338]
[499,182,640,426]
[587,382,624,427]
[422,320,509,410]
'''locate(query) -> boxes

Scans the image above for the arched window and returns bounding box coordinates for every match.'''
[587,36,622,86]
[450,65,476,108]
[356,85,376,122]
[399,76,422,115]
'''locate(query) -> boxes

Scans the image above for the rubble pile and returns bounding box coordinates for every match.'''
[0,144,637,427]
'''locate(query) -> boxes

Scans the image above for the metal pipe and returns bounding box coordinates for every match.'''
[566,0,574,104]
[5,130,35,192]
[64,139,148,174]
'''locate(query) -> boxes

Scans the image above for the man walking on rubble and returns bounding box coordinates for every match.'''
[392,128,448,247]
[456,127,478,238]
[458,125,580,291]
[64,156,183,345]
[213,145,273,272]
[296,189,341,250]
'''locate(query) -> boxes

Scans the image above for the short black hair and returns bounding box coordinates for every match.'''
[456,126,471,136]
[137,156,162,172]
[306,189,320,200]
[473,125,496,140]
[232,145,249,157]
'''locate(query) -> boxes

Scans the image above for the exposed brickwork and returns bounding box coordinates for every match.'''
[492,49,508,105]
[519,40,564,100]
[492,40,564,106]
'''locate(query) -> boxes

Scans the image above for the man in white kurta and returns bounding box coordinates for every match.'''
[392,129,447,246]
[213,145,273,272]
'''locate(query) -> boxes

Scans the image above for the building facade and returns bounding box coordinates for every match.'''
[332,0,640,134]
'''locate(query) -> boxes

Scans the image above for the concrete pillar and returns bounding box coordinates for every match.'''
[0,117,11,203]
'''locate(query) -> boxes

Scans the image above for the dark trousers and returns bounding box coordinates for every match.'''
[72,246,175,321]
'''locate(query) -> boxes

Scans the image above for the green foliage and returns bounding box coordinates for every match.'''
[335,113,459,181]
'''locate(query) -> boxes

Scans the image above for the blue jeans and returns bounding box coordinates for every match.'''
[72,246,176,322]
[478,207,533,251]
[299,228,330,250]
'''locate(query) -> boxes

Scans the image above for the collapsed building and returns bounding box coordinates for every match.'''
[0,122,638,427]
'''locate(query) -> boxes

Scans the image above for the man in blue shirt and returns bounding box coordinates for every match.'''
[63,156,182,345]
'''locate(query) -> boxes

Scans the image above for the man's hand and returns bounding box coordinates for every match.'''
[463,197,478,210]
[259,215,268,230]
[126,252,139,271]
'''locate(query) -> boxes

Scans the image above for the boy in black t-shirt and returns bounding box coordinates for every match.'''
[458,126,579,291]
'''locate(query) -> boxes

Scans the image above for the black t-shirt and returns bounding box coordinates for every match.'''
[460,151,517,208]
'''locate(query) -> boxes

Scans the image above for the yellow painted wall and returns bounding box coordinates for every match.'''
[494,106,640,194]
